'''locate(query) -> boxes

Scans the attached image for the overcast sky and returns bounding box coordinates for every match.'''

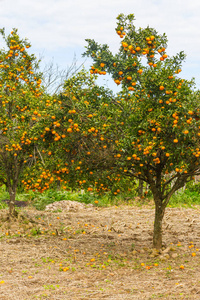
[0,0,200,92]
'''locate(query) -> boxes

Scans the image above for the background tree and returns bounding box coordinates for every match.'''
[0,28,47,217]
[41,55,83,95]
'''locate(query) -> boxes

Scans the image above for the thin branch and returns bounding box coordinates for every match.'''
[36,146,45,166]
[41,55,85,95]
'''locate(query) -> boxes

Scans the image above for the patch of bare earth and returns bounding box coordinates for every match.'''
[0,201,200,299]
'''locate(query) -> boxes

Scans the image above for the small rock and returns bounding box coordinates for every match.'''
[171,253,178,259]
[151,248,160,256]
[162,246,171,254]
[149,249,160,258]
[160,254,170,261]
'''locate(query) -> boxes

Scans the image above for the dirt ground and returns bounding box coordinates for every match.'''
[0,201,200,300]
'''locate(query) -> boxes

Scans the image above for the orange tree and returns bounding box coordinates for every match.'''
[28,67,137,198]
[29,69,124,193]
[81,14,200,249]
[50,13,199,249]
[0,28,48,216]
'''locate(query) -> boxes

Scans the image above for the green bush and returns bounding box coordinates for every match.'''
[0,180,199,211]
[185,181,200,193]
[170,182,200,207]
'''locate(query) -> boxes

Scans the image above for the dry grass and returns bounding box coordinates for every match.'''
[0,203,200,299]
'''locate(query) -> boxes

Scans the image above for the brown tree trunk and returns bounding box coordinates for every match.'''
[8,188,17,218]
[57,180,61,191]
[138,179,144,197]
[153,202,165,249]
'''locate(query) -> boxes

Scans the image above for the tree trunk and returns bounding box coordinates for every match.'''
[8,189,17,218]
[57,180,61,191]
[153,202,165,250]
[138,179,144,197]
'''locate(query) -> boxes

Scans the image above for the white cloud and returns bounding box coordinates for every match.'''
[0,0,200,87]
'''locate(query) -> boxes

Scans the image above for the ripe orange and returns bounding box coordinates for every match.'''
[135,46,141,51]
[114,79,121,85]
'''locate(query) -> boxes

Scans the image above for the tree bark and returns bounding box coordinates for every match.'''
[153,202,165,249]
[138,179,144,197]
[8,188,17,218]
[57,180,61,191]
